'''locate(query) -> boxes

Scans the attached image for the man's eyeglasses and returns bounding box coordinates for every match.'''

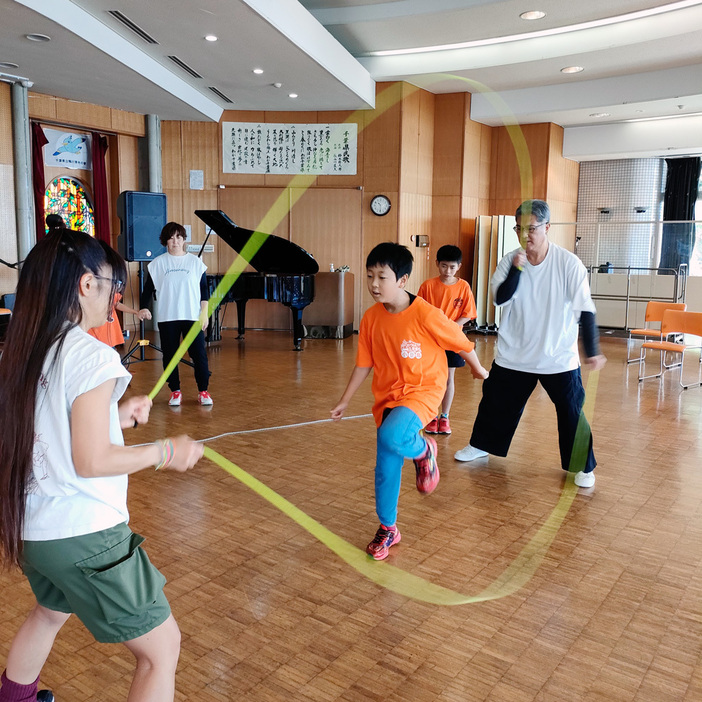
[513,223,547,235]
[95,275,125,293]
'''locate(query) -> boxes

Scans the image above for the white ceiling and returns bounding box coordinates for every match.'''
[2,0,702,159]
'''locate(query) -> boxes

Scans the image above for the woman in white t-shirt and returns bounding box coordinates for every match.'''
[0,230,203,702]
[139,222,213,407]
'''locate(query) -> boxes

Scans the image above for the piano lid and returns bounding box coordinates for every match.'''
[195,210,319,275]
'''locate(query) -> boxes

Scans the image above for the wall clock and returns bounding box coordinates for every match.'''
[370,194,391,216]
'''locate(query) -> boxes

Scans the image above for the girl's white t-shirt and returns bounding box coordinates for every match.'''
[24,326,132,541]
[491,243,596,374]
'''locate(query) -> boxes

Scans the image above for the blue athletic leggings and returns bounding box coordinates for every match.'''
[375,406,426,527]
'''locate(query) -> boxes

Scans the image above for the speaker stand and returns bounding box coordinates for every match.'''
[121,262,194,370]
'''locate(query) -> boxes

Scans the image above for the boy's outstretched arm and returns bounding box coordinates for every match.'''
[458,349,489,380]
[331,365,372,420]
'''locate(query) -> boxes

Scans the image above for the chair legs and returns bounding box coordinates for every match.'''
[628,333,682,367]
[680,348,702,390]
[639,346,702,389]
[638,347,666,381]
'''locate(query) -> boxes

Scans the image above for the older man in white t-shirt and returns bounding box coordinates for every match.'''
[454,199,606,488]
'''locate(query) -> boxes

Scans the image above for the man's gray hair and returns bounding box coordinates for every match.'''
[516,199,550,224]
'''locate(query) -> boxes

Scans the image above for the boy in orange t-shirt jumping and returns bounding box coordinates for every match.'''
[417,245,477,435]
[331,243,488,560]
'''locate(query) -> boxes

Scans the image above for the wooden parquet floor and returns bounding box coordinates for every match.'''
[2,329,702,701]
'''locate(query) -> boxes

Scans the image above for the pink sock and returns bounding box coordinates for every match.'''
[381,524,396,532]
[0,671,39,702]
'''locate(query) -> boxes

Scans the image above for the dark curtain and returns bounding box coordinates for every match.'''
[91,132,111,243]
[31,123,49,241]
[660,157,701,272]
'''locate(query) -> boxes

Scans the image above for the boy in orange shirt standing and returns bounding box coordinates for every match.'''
[418,245,477,435]
[331,243,488,560]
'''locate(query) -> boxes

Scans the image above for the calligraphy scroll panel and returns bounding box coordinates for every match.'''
[223,122,357,176]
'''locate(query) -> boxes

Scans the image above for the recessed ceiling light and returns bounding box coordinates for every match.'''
[520,10,546,20]
[589,112,610,118]
[252,68,264,74]
[561,66,584,74]
[288,93,298,99]
[25,33,51,42]
[372,2,693,57]
[204,34,218,42]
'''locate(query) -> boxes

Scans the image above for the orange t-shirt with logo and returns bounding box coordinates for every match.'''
[417,276,477,322]
[356,295,475,427]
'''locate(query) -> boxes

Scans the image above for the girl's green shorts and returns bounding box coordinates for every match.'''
[22,522,171,644]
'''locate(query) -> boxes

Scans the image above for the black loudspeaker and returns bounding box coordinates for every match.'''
[116,191,167,262]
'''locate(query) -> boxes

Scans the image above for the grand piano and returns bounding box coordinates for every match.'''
[195,210,318,350]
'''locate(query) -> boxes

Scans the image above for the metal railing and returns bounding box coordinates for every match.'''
[585,264,687,330]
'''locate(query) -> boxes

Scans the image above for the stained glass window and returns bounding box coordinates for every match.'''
[44,177,95,236]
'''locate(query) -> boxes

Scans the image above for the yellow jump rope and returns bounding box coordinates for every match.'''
[145,226,599,606]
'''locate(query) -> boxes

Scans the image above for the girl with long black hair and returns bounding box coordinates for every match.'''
[0,230,203,702]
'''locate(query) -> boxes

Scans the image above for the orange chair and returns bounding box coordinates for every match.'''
[638,310,702,389]
[627,300,686,363]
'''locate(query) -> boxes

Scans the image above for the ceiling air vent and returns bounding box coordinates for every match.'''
[209,87,233,103]
[167,56,203,79]
[107,10,159,44]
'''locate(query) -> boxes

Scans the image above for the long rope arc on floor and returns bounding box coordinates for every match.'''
[144,79,595,605]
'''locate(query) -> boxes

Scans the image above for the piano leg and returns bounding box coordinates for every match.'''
[291,307,305,351]
[207,307,222,343]
[236,299,247,340]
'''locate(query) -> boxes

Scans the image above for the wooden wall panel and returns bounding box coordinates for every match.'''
[433,93,465,198]
[29,93,144,137]
[363,82,402,194]
[462,121,482,200]
[431,195,461,259]
[55,100,111,131]
[116,135,140,192]
[489,123,552,214]
[27,92,57,121]
[399,86,420,195]
[181,189,218,272]
[417,89,435,196]
[164,189,184,226]
[289,188,363,326]
[180,122,219,190]
[479,125,492,201]
[0,84,13,165]
[161,121,183,190]
[110,109,145,137]
[0,164,18,295]
[398,192,432,294]
[0,85,14,292]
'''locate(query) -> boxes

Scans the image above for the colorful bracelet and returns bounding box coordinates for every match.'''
[154,439,175,470]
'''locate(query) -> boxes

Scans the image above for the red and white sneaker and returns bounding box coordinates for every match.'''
[168,390,182,406]
[366,525,402,560]
[425,417,439,434]
[198,390,213,406]
[414,436,440,494]
[438,415,452,434]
